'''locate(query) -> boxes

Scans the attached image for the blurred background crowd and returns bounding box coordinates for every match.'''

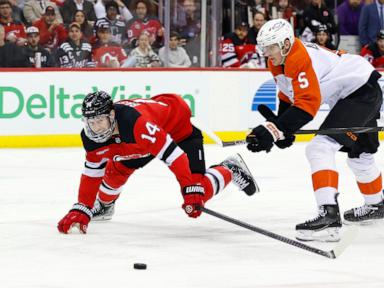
[0,0,383,69]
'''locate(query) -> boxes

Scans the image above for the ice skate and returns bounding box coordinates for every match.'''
[221,153,259,195]
[344,200,384,225]
[296,204,342,242]
[91,198,115,221]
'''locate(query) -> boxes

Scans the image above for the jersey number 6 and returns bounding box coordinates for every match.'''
[298,72,309,89]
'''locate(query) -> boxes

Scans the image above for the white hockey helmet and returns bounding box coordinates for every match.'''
[257,19,295,53]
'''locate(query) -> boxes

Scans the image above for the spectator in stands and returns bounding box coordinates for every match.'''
[301,0,336,42]
[159,31,191,67]
[359,0,384,46]
[313,24,337,49]
[361,29,384,67]
[174,0,200,42]
[291,0,319,11]
[247,11,266,44]
[274,0,298,30]
[72,9,93,42]
[0,23,23,66]
[9,0,25,24]
[54,21,94,67]
[94,0,132,22]
[19,26,54,67]
[60,0,96,26]
[33,6,67,51]
[94,1,127,46]
[337,0,363,36]
[92,21,134,67]
[129,30,160,67]
[220,21,266,68]
[126,0,163,49]
[0,0,26,45]
[23,0,63,24]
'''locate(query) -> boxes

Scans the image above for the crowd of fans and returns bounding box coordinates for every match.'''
[1,0,384,68]
[220,0,384,69]
[0,0,196,67]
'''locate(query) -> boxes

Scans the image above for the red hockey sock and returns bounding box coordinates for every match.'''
[98,191,119,204]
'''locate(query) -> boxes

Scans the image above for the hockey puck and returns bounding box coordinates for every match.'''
[133,263,147,270]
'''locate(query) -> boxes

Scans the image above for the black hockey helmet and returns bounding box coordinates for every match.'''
[82,91,113,119]
[82,91,116,143]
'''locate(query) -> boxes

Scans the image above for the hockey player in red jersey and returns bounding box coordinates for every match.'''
[246,19,384,242]
[220,21,266,68]
[360,30,384,69]
[58,92,258,234]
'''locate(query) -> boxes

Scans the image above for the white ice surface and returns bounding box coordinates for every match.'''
[0,144,383,288]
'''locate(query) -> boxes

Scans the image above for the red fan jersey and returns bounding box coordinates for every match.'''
[92,44,128,67]
[78,94,194,206]
[0,20,26,40]
[126,17,162,45]
[361,43,384,68]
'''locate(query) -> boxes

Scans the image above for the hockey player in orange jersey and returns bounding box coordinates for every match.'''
[246,19,384,242]
[57,92,258,234]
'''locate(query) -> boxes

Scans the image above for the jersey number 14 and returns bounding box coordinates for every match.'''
[141,122,160,143]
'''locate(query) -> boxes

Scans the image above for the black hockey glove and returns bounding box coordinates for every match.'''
[258,104,295,149]
[246,125,275,152]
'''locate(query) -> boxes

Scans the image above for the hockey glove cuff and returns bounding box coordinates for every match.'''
[57,203,92,234]
[182,185,205,218]
[246,121,283,153]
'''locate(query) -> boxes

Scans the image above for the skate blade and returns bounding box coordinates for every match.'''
[343,218,383,226]
[92,215,113,222]
[296,227,340,242]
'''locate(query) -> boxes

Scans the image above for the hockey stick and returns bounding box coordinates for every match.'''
[199,206,359,259]
[218,126,384,147]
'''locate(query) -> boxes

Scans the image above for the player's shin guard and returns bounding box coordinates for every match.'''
[201,166,232,201]
[91,161,133,221]
[300,137,342,242]
[345,155,384,223]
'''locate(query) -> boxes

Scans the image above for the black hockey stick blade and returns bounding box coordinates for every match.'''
[199,206,358,259]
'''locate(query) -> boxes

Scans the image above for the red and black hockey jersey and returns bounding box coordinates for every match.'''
[361,43,384,68]
[219,32,264,68]
[92,43,128,67]
[126,16,163,47]
[78,94,194,207]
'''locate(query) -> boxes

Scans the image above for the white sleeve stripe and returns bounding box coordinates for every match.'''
[156,134,173,160]
[163,146,184,166]
[83,167,105,177]
[206,168,225,192]
[222,57,239,67]
[82,158,108,177]
[85,158,108,169]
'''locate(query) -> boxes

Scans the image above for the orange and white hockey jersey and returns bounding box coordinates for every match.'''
[270,39,375,117]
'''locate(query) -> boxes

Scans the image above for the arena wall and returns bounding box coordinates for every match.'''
[1,68,383,148]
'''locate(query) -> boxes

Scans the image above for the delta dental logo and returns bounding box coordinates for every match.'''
[0,85,196,119]
[252,79,277,112]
